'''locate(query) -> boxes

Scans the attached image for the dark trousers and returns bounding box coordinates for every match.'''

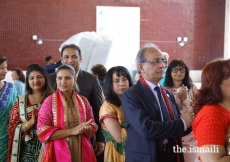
[96,151,104,162]
[158,139,178,162]
[158,144,177,162]
[91,136,104,162]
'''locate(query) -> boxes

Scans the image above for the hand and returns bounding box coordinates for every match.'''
[78,126,91,135]
[29,107,38,126]
[181,106,195,128]
[95,142,105,155]
[177,85,188,102]
[79,119,93,134]
[90,122,98,131]
[71,119,92,135]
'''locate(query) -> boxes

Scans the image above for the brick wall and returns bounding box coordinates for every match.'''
[0,0,225,70]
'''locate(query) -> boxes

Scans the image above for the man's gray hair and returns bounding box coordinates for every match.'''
[162,52,169,60]
[135,43,161,74]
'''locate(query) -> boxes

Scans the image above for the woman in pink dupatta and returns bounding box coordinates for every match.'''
[37,65,98,162]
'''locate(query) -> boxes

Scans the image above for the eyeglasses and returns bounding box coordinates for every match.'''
[171,68,186,73]
[142,59,167,66]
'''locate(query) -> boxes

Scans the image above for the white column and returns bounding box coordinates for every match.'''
[224,0,230,59]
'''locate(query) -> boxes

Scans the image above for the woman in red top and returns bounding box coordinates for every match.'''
[193,59,230,162]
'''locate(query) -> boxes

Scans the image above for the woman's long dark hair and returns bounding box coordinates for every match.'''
[12,68,25,83]
[25,64,53,103]
[164,59,193,90]
[193,59,230,114]
[104,66,133,107]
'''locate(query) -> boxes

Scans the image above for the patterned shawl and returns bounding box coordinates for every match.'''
[8,94,41,162]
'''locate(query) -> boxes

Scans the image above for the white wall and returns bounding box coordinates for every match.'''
[224,0,230,59]
[96,6,140,71]
[190,70,202,89]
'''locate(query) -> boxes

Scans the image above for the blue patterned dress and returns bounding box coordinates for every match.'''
[0,81,18,161]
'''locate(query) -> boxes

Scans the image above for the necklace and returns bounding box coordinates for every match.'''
[31,94,41,106]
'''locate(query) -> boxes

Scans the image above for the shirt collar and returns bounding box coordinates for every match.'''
[75,69,80,78]
[145,79,160,90]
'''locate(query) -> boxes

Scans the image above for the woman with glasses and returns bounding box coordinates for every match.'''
[164,59,198,162]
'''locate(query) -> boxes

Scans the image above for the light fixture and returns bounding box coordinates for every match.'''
[32,35,65,45]
[32,35,38,40]
[36,38,43,45]
[32,35,43,45]
[177,37,188,46]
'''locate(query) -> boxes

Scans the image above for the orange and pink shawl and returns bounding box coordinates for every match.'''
[37,90,97,162]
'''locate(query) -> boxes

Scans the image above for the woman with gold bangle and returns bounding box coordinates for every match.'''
[8,64,53,162]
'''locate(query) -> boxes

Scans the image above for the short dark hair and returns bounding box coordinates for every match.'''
[60,44,81,57]
[0,54,7,65]
[26,64,53,103]
[12,68,25,83]
[45,56,52,62]
[104,66,133,107]
[91,64,107,81]
[164,59,192,90]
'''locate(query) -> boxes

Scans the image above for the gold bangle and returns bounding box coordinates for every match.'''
[25,122,29,128]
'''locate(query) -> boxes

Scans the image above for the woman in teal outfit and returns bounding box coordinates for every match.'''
[0,54,18,161]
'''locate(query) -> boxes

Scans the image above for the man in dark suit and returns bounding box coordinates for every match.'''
[121,44,194,162]
[49,44,105,161]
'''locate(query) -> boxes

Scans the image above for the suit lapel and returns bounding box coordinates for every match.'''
[137,81,179,121]
[77,69,84,86]
[137,81,161,113]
